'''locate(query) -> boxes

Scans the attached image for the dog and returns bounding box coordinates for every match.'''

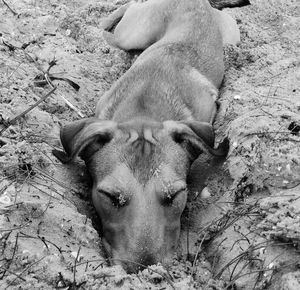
[53,0,243,272]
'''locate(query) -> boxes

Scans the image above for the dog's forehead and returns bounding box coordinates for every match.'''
[118,119,163,138]
[89,123,188,185]
[126,139,189,184]
[120,128,163,184]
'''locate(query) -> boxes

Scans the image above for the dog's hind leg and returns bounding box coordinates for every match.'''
[103,0,167,51]
[101,3,131,32]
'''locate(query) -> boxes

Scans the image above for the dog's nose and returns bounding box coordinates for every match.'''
[140,252,156,267]
[121,252,157,273]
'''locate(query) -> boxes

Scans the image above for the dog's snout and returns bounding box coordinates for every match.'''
[140,252,157,267]
[120,252,157,273]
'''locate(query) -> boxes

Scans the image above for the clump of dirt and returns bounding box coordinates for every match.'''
[0,0,299,289]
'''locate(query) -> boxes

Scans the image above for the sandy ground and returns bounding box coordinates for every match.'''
[0,0,299,289]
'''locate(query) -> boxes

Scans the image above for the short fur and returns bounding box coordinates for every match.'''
[53,0,241,272]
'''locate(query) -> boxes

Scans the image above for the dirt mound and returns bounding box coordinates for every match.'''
[0,0,299,289]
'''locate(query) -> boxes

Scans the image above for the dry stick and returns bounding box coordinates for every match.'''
[233,226,251,246]
[2,0,17,16]
[252,252,280,290]
[0,87,57,136]
[84,261,89,272]
[26,182,60,203]
[230,256,262,283]
[73,246,81,286]
[0,233,19,280]
[190,232,208,278]
[27,180,61,201]
[214,238,229,268]
[231,258,263,286]
[230,237,248,252]
[213,241,293,280]
[44,64,84,118]
[33,166,79,195]
[2,40,84,118]
[0,265,26,281]
[75,259,106,267]
[2,61,23,88]
[29,180,76,207]
[32,196,52,219]
[4,256,46,289]
[186,207,190,261]
[227,261,298,289]
[18,232,63,254]
[0,221,32,233]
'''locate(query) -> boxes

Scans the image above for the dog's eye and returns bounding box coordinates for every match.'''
[162,188,187,206]
[99,190,127,207]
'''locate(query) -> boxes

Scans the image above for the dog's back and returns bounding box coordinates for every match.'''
[140,0,224,86]
[56,0,241,271]
[97,0,224,124]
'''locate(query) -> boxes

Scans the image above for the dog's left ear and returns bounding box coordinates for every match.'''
[53,118,117,163]
[163,120,229,160]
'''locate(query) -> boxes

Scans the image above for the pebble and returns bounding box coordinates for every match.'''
[71,251,83,262]
[0,194,12,205]
[200,187,211,199]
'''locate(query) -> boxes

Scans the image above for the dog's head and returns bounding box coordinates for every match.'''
[53,118,228,272]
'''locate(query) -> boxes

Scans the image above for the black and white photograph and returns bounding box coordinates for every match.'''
[0,0,299,289]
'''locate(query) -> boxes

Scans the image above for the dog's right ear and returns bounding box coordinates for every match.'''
[52,118,117,163]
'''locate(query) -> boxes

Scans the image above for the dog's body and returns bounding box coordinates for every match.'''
[54,0,241,272]
[97,0,240,125]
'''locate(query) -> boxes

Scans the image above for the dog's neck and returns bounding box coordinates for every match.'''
[96,44,218,125]
[111,92,195,123]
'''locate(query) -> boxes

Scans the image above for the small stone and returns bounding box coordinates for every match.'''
[200,187,211,199]
[65,29,71,36]
[71,251,83,262]
[0,194,12,206]
[268,262,274,269]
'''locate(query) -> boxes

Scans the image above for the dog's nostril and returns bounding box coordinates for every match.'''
[121,253,157,273]
[139,253,156,267]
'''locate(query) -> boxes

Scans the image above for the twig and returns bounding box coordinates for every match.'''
[0,221,32,233]
[73,246,81,286]
[186,207,190,261]
[1,40,84,117]
[0,233,18,279]
[4,256,46,289]
[226,261,298,289]
[0,265,26,281]
[191,233,208,278]
[0,87,57,136]
[19,232,63,254]
[57,93,84,117]
[2,0,18,16]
